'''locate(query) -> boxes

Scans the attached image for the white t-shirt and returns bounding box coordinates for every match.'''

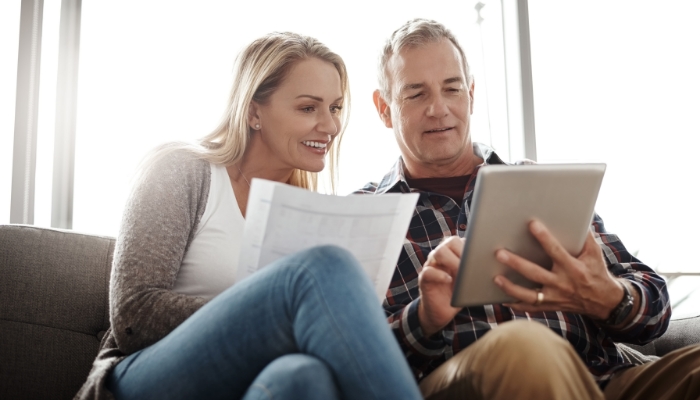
[173,163,244,301]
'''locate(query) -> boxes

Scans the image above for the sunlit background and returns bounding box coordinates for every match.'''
[2,1,699,317]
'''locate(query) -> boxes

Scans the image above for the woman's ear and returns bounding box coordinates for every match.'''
[248,102,261,131]
[373,90,392,128]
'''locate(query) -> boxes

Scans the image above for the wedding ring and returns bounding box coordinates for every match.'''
[534,288,544,306]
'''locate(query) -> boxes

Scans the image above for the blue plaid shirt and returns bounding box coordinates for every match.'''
[356,143,671,387]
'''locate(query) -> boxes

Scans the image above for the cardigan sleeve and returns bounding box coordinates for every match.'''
[109,148,211,355]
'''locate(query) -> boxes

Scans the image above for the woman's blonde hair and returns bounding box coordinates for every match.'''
[144,32,349,193]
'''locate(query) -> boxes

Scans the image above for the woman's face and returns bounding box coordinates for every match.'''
[252,57,343,173]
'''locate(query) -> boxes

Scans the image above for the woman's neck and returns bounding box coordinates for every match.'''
[226,137,295,217]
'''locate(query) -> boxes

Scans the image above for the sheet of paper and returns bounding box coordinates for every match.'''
[238,179,419,301]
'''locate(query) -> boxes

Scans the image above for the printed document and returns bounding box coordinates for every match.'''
[238,179,419,301]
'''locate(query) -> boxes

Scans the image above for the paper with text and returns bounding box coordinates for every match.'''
[238,179,419,301]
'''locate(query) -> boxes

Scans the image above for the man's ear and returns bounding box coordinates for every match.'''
[373,90,393,128]
[248,101,261,130]
[468,80,475,115]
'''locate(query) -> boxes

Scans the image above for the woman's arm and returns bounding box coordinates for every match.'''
[109,148,211,355]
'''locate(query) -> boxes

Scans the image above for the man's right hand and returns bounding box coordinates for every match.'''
[418,236,464,337]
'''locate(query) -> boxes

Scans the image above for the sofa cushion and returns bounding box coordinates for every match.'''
[653,315,700,357]
[0,320,102,399]
[0,224,115,400]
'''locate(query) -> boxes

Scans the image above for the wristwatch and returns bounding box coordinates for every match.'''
[600,281,635,326]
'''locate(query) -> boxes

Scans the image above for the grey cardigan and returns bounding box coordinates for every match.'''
[75,149,212,400]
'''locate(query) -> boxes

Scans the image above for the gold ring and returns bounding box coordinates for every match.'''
[534,289,544,306]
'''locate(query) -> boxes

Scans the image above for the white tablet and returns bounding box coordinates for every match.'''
[450,163,606,307]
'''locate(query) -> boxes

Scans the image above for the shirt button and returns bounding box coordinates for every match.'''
[459,223,467,230]
[125,327,133,335]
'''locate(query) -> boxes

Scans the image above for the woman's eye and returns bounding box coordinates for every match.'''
[301,107,315,113]
[330,105,343,114]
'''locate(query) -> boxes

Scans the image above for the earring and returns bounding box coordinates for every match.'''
[255,124,260,130]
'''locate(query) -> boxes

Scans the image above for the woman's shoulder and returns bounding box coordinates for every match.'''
[138,142,211,183]
[128,142,213,210]
[148,142,210,169]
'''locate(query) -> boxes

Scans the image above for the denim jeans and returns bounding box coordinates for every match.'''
[106,245,422,400]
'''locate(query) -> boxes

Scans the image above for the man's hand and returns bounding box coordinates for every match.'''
[418,236,463,337]
[493,220,628,320]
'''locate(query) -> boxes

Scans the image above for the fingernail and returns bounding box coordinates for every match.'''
[531,220,543,233]
[494,276,503,286]
[496,250,508,262]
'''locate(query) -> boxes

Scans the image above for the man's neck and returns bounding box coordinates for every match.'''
[403,151,482,179]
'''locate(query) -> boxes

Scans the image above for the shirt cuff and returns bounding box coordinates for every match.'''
[399,297,448,357]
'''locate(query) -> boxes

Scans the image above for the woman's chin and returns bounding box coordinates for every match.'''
[295,161,325,174]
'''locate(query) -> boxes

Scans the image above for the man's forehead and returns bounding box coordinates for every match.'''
[387,39,465,89]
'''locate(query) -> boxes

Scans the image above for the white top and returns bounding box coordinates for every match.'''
[173,163,244,300]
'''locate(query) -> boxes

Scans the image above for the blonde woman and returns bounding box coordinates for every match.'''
[75,33,421,400]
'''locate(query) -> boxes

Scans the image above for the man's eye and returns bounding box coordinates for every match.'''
[407,93,423,100]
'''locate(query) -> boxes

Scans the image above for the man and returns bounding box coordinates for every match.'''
[358,18,700,399]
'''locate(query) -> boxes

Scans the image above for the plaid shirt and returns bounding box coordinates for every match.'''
[356,143,671,387]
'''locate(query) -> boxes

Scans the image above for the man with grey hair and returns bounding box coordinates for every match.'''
[358,18,700,399]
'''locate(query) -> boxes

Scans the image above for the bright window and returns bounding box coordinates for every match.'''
[0,2,22,225]
[73,1,501,236]
[529,1,700,318]
[34,0,62,228]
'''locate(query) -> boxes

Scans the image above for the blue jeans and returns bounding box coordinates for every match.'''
[106,245,422,400]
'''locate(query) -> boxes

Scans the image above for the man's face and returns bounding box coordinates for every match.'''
[376,39,475,177]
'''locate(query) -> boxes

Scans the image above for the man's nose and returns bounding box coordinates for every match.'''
[426,95,449,118]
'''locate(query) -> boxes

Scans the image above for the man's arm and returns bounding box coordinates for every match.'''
[417,237,464,336]
[589,214,671,343]
[384,237,465,377]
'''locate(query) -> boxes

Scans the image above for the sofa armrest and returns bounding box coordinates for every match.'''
[623,315,700,357]
[653,315,700,356]
[0,224,115,399]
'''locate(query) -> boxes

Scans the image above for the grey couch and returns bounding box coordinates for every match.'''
[1,224,699,399]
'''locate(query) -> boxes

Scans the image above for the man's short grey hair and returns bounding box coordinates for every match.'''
[378,18,472,100]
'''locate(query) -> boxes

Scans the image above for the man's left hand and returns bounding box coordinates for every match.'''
[493,220,624,320]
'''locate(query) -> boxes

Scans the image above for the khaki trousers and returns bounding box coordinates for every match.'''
[419,320,700,400]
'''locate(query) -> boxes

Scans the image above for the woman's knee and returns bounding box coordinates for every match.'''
[280,354,334,381]
[243,354,340,400]
[293,245,366,281]
[301,245,358,267]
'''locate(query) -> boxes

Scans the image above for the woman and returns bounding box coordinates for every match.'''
[75,32,422,400]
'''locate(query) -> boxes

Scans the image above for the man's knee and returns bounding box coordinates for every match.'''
[422,321,564,383]
[421,321,602,400]
[477,320,571,361]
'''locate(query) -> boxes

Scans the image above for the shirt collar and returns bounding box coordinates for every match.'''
[372,142,506,195]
